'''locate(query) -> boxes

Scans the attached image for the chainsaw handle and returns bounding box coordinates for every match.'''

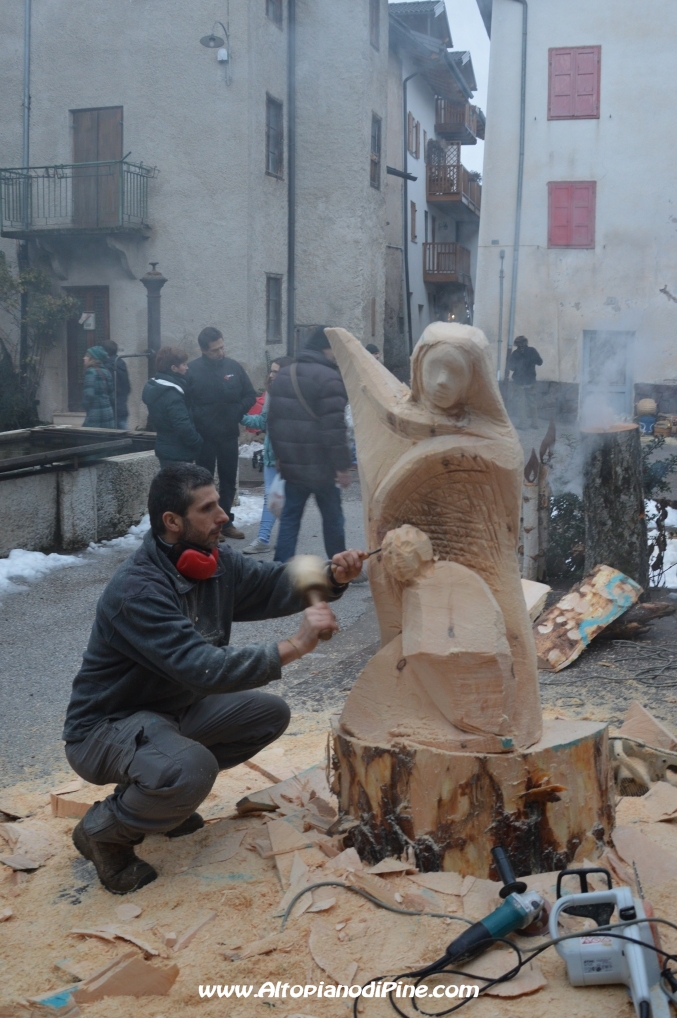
[549,887,635,948]
[556,867,613,899]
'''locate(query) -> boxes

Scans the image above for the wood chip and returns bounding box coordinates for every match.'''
[612,826,676,890]
[409,871,465,895]
[116,903,143,921]
[173,911,216,952]
[324,847,363,873]
[0,907,13,922]
[366,857,417,875]
[619,701,677,751]
[191,830,246,867]
[69,927,161,956]
[71,950,179,1002]
[0,853,40,871]
[642,781,677,822]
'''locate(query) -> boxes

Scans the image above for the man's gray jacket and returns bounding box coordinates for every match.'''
[63,531,344,743]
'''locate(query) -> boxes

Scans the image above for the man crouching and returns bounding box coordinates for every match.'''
[63,463,365,894]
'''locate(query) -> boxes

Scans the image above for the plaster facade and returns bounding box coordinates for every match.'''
[0,0,388,427]
[475,0,677,414]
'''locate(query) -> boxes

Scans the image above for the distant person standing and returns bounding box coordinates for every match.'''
[186,327,257,540]
[142,347,203,468]
[82,346,115,429]
[240,356,293,555]
[102,340,131,429]
[268,327,351,563]
[508,335,543,430]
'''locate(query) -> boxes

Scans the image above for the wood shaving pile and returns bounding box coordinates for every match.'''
[2,709,677,1018]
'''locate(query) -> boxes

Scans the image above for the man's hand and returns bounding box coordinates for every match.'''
[331,549,367,585]
[336,470,352,488]
[278,603,339,664]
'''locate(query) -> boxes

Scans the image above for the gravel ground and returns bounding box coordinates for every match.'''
[0,475,368,787]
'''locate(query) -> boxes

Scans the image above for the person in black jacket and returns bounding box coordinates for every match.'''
[186,327,257,540]
[102,340,131,430]
[507,335,543,429]
[268,327,352,562]
[63,462,366,893]
[142,347,203,467]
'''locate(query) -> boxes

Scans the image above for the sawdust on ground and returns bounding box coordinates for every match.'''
[2,709,677,1018]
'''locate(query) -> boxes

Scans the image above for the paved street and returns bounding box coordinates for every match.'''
[0,476,370,788]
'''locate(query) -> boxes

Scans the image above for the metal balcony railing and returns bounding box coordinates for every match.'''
[427,164,481,215]
[423,242,472,285]
[0,159,156,238]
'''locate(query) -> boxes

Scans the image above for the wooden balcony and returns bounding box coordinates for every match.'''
[435,99,482,145]
[427,163,481,219]
[423,242,472,286]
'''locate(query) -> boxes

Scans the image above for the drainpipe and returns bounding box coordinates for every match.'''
[286,0,296,357]
[506,0,527,372]
[18,0,32,375]
[140,262,167,378]
[403,72,419,355]
[496,248,505,381]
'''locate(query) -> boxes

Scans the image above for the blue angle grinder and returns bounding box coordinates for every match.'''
[443,847,546,964]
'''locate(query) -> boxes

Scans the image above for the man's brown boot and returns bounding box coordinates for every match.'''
[73,818,157,895]
[222,524,245,540]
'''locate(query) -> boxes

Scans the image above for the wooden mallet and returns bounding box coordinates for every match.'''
[286,554,335,641]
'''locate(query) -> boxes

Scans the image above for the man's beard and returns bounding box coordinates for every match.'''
[179,519,219,551]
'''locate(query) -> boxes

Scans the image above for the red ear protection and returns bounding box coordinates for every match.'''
[174,546,219,580]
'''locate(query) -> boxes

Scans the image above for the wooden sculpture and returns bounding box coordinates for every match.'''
[328,324,614,878]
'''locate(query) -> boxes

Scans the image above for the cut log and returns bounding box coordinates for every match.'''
[533,564,641,671]
[596,601,676,640]
[582,424,649,590]
[333,718,614,878]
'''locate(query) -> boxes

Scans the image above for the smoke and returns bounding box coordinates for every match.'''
[578,329,636,431]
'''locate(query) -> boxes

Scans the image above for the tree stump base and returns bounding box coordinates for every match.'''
[332,719,614,879]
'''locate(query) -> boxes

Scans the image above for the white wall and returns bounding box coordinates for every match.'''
[475,0,677,388]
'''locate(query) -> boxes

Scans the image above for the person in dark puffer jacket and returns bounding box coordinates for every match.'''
[267,327,352,562]
[143,347,203,467]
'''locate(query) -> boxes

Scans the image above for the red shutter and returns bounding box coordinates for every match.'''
[574,47,601,117]
[548,46,600,119]
[549,48,574,118]
[548,181,596,248]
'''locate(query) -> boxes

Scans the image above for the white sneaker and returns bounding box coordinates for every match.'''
[243,538,272,555]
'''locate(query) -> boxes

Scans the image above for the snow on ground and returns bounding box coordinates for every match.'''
[647,500,677,587]
[0,494,266,604]
[0,548,81,598]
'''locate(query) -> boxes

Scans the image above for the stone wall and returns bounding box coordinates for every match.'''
[0,451,158,557]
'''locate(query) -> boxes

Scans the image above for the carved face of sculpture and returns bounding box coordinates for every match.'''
[419,343,473,412]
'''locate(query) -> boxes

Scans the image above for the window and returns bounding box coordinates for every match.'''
[548,181,596,248]
[265,95,284,177]
[266,0,283,27]
[370,114,382,189]
[548,46,601,119]
[369,0,380,50]
[407,113,420,158]
[266,275,283,343]
[410,201,417,242]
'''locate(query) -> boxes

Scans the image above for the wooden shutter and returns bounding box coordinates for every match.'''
[548,47,600,119]
[548,181,595,248]
[72,107,123,227]
[415,121,421,160]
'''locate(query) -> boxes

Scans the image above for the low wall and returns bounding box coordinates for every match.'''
[0,451,159,557]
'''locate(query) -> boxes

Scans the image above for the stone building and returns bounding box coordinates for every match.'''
[0,0,388,427]
[384,1,484,376]
[474,0,677,422]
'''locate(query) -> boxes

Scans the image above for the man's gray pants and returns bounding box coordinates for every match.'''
[65,691,290,845]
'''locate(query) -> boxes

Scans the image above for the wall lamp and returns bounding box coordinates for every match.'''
[200,21,229,62]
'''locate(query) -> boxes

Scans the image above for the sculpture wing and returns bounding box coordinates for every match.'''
[325,328,414,507]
